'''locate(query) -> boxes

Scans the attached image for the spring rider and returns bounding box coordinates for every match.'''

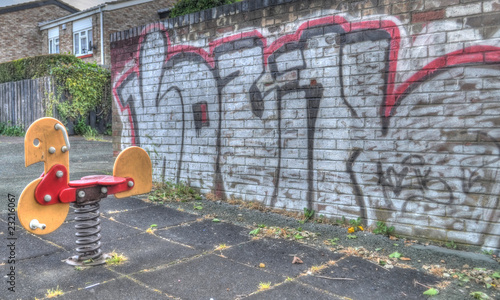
[17,117,152,266]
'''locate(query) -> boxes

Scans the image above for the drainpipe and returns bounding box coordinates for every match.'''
[99,6,104,65]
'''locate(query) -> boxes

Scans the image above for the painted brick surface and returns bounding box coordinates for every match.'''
[111,0,500,251]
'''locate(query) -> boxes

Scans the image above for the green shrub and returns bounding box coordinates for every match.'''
[0,55,111,125]
[0,122,25,136]
[50,60,111,120]
[170,0,241,18]
[0,55,80,84]
[373,221,395,236]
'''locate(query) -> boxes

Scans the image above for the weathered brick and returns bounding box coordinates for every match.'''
[109,0,500,251]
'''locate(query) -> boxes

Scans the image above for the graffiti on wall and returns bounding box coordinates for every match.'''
[112,11,500,249]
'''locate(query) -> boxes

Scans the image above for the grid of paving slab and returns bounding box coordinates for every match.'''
[0,196,440,300]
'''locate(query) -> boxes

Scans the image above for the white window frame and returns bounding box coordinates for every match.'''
[48,27,59,54]
[73,18,93,57]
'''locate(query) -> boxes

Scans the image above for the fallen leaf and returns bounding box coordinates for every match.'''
[389,236,398,240]
[400,257,411,261]
[292,256,303,264]
[389,251,402,259]
[259,263,265,268]
[423,288,439,296]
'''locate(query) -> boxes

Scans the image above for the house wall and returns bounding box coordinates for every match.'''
[102,0,174,66]
[0,4,73,63]
[110,0,500,251]
[38,0,174,66]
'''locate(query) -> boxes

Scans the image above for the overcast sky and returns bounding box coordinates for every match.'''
[1,0,119,10]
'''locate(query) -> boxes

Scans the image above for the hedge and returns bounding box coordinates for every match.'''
[0,54,81,84]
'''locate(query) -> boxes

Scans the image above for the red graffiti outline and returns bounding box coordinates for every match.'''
[112,16,500,146]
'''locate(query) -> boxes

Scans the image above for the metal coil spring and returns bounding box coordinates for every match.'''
[73,199,102,262]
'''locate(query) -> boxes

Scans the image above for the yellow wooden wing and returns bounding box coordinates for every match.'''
[17,178,70,235]
[113,146,152,198]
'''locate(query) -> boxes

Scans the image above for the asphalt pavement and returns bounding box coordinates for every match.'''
[0,136,498,300]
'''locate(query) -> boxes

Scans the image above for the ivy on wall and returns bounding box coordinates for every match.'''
[170,0,241,17]
[50,60,111,121]
[0,54,81,83]
[0,54,111,126]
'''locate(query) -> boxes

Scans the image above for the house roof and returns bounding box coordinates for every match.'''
[0,0,79,14]
[38,0,160,30]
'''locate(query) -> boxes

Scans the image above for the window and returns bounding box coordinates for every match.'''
[73,17,93,56]
[48,27,59,54]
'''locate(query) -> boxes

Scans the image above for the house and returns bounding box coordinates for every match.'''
[0,0,79,63]
[38,0,174,67]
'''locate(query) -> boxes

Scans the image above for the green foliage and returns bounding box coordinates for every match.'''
[445,240,457,250]
[373,221,395,236]
[327,238,339,245]
[50,60,111,120]
[346,234,357,239]
[470,291,489,299]
[349,217,362,227]
[423,288,439,296]
[299,207,315,224]
[0,54,80,83]
[0,122,25,136]
[0,55,111,131]
[492,271,500,279]
[170,0,241,18]
[148,181,202,203]
[389,251,402,259]
[249,228,261,236]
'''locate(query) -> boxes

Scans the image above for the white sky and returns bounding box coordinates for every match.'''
[1,0,119,10]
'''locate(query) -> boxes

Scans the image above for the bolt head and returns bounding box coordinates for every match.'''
[56,170,64,178]
[127,181,134,187]
[49,147,56,154]
[101,187,108,194]
[78,191,86,198]
[44,195,52,202]
[61,146,68,153]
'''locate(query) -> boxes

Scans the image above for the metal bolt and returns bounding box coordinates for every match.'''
[127,181,134,187]
[61,146,68,153]
[49,147,56,154]
[30,219,46,230]
[56,170,64,178]
[44,195,52,202]
[101,187,108,194]
[78,191,86,198]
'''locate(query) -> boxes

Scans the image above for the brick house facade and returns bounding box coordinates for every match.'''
[39,0,174,67]
[0,0,78,63]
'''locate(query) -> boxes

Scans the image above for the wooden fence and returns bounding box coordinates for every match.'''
[0,77,55,130]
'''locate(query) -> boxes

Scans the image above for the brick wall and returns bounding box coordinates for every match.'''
[0,4,73,63]
[110,0,500,252]
[102,0,174,66]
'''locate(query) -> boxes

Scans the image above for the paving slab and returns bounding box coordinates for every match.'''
[0,228,63,261]
[156,219,251,251]
[104,232,201,274]
[223,238,344,277]
[38,217,143,251]
[4,250,118,300]
[244,281,344,300]
[99,195,153,213]
[299,255,440,300]
[58,277,170,300]
[106,205,199,230]
[132,254,286,300]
